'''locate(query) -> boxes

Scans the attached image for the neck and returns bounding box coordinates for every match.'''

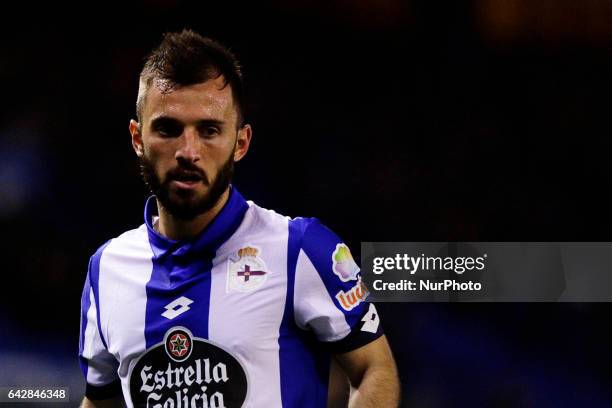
[155,188,230,241]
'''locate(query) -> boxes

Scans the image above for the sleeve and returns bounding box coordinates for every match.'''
[292,218,384,354]
[78,254,122,400]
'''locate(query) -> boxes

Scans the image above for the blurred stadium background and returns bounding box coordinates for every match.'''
[1,1,612,406]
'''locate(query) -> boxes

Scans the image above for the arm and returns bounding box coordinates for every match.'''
[334,335,400,408]
[292,219,398,406]
[79,248,123,408]
[81,396,125,408]
[328,358,351,408]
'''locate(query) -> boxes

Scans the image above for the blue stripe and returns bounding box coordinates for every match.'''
[279,218,330,407]
[78,274,91,378]
[143,188,248,347]
[88,240,112,350]
[144,252,213,346]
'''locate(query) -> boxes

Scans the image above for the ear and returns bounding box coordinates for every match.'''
[129,119,144,157]
[234,124,252,162]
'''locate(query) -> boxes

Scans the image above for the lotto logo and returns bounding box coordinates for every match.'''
[161,296,194,320]
[361,304,380,333]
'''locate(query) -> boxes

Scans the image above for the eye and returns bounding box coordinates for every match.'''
[200,126,220,138]
[152,121,182,138]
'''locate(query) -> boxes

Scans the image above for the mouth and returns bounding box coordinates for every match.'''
[169,172,205,190]
[171,179,201,190]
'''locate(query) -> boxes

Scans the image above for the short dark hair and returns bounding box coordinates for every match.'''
[136,29,245,127]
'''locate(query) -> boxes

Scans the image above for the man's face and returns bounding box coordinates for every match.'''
[130,76,251,220]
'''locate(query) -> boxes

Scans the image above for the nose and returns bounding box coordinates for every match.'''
[175,128,201,163]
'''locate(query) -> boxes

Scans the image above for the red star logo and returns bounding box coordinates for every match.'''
[169,333,190,357]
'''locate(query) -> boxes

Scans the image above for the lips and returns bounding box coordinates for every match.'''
[172,174,202,183]
[168,170,205,190]
[171,179,201,190]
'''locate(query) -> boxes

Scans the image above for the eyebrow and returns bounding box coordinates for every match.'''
[150,116,226,128]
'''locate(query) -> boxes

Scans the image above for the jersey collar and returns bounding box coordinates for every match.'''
[144,186,248,259]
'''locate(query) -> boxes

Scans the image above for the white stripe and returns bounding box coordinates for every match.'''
[83,289,97,363]
[208,205,288,407]
[294,249,351,342]
[83,288,117,386]
[97,225,154,407]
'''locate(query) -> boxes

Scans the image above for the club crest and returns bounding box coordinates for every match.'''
[227,246,269,293]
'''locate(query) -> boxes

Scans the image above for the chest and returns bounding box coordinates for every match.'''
[100,241,289,368]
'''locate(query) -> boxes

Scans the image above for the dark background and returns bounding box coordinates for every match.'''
[1,1,612,406]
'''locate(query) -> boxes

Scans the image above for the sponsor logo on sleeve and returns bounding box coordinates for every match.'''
[129,326,248,408]
[335,278,369,311]
[332,243,360,282]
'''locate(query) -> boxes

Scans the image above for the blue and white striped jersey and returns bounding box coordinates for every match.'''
[79,187,382,407]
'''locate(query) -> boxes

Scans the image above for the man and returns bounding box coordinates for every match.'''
[79,30,399,408]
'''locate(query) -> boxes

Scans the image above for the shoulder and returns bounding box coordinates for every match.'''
[239,201,294,239]
[88,224,149,264]
[245,200,289,225]
[245,201,340,245]
[291,217,347,264]
[251,202,356,282]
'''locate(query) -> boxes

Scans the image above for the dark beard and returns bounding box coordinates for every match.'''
[139,153,234,221]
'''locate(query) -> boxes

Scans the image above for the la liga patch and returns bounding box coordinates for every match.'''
[332,243,360,282]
